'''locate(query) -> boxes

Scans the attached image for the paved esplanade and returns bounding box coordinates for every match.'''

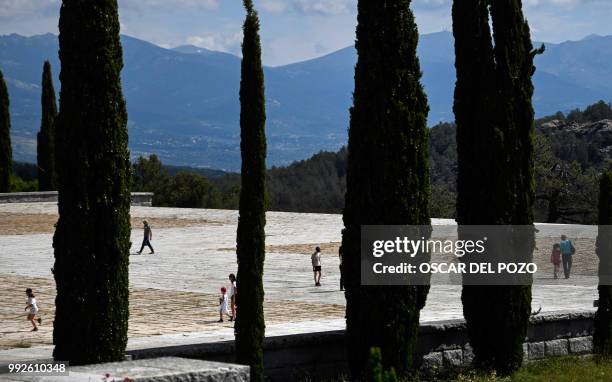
[0,202,597,361]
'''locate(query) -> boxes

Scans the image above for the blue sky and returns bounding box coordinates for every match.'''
[1,0,611,66]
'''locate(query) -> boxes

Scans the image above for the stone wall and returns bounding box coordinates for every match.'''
[0,191,154,206]
[1,357,249,382]
[419,310,593,369]
[126,310,595,381]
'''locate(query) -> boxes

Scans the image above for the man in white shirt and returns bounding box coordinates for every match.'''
[311,246,322,286]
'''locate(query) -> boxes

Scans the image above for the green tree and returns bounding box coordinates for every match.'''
[595,171,612,357]
[0,70,12,193]
[567,100,612,123]
[453,0,538,374]
[37,61,58,191]
[342,0,431,378]
[9,175,38,192]
[234,1,267,380]
[52,0,131,364]
[132,155,171,205]
[162,171,210,208]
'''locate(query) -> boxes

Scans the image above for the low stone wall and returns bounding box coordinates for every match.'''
[419,310,594,369]
[0,192,154,207]
[130,192,154,207]
[1,357,249,382]
[0,191,58,204]
[125,310,595,381]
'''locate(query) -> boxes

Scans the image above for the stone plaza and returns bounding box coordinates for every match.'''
[0,202,599,364]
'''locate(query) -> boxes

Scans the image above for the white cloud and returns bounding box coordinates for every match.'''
[186,31,243,53]
[260,0,288,13]
[413,0,450,8]
[0,0,219,19]
[294,0,355,14]
[258,0,357,15]
[525,0,580,7]
[120,0,219,11]
[0,0,59,19]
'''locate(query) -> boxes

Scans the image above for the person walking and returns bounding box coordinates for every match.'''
[228,273,237,321]
[339,245,344,291]
[137,220,154,255]
[559,234,575,279]
[312,246,322,286]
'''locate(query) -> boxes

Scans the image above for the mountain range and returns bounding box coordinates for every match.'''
[1,32,611,170]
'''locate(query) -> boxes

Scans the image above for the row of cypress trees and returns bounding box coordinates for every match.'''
[342,0,541,378]
[0,0,271,373]
[5,0,611,380]
[0,61,58,193]
[44,0,269,373]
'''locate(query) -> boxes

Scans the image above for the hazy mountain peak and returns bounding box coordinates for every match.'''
[1,32,611,170]
[172,45,215,55]
[581,33,603,41]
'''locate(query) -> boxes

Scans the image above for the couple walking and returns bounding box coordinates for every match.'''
[218,274,237,323]
[550,234,576,279]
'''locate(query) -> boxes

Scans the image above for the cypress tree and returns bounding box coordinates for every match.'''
[342,0,430,378]
[595,171,612,356]
[0,70,11,193]
[234,1,267,380]
[453,0,538,374]
[52,0,131,364]
[37,61,58,191]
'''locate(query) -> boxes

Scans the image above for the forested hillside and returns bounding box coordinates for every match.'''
[11,100,612,223]
[116,100,612,223]
[251,100,610,222]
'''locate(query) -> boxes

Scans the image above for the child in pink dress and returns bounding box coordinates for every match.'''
[218,287,231,323]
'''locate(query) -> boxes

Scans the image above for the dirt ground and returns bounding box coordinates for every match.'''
[219,242,342,256]
[0,274,345,350]
[0,213,222,236]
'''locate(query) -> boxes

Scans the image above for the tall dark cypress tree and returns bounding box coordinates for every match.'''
[342,0,430,378]
[595,171,612,357]
[453,0,538,374]
[37,61,58,191]
[0,70,12,193]
[234,1,267,380]
[53,0,131,364]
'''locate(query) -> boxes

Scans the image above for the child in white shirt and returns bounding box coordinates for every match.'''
[25,288,41,332]
[218,287,231,323]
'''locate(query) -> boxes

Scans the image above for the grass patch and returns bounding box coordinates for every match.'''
[441,356,612,382]
[510,356,612,382]
[317,356,612,381]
